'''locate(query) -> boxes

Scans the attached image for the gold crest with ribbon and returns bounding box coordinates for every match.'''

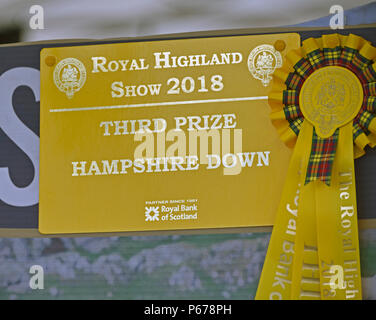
[256,33,376,300]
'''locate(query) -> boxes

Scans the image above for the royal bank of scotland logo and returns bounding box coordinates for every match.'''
[247,44,282,86]
[53,58,86,99]
[145,206,160,222]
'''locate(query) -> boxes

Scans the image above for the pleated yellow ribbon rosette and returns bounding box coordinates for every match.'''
[256,33,376,300]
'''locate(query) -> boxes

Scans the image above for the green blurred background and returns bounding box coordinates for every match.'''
[1,229,376,299]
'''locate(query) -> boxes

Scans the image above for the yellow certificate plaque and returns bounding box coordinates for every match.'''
[39,33,300,234]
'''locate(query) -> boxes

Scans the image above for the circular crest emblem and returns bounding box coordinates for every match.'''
[53,58,86,99]
[248,44,282,86]
[299,66,363,138]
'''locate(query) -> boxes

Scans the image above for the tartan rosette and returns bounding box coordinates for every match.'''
[269,33,376,185]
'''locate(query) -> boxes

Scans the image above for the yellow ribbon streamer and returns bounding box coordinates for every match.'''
[315,123,362,299]
[290,178,320,299]
[256,120,312,299]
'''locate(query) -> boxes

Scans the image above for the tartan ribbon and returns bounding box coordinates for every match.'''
[305,128,339,186]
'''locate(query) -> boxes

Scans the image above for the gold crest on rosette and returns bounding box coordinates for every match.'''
[256,33,376,300]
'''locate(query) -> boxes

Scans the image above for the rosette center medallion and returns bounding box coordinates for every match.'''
[299,66,363,138]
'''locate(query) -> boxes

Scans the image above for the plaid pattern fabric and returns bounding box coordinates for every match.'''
[305,129,339,186]
[365,82,376,96]
[283,105,303,120]
[366,96,376,113]
[293,58,313,78]
[350,45,371,69]
[283,90,299,105]
[338,47,358,66]
[362,64,376,82]
[352,52,371,70]
[289,118,304,136]
[353,123,364,141]
[322,47,342,65]
[285,73,304,90]
[306,49,326,70]
[358,110,375,132]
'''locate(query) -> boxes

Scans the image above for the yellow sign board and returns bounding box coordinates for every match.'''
[39,33,300,234]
